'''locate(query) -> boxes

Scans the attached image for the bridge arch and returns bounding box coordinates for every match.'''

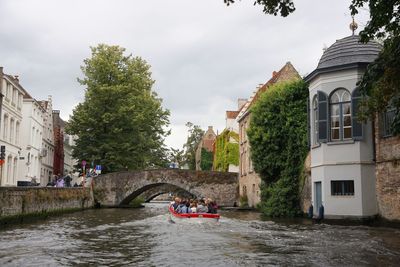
[93,169,238,207]
[120,182,198,205]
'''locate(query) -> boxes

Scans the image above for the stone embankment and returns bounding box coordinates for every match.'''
[0,187,93,225]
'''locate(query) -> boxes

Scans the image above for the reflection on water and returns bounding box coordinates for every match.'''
[1,203,400,266]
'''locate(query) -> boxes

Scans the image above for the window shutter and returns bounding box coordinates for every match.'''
[317,91,328,142]
[307,97,311,148]
[352,89,363,140]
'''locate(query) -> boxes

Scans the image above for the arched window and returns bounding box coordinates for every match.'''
[330,89,352,141]
[312,95,318,145]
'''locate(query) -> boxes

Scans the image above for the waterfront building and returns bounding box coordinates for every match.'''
[53,110,64,176]
[64,132,77,175]
[375,111,400,221]
[213,99,246,173]
[18,91,45,185]
[305,33,381,219]
[195,126,216,171]
[0,68,25,186]
[38,96,55,185]
[237,62,300,207]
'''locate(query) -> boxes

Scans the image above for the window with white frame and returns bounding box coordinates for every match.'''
[330,89,352,141]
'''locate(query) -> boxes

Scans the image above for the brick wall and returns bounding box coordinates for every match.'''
[375,118,400,221]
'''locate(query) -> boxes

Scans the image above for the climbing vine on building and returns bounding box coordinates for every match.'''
[247,79,309,217]
[213,129,239,172]
[200,148,213,171]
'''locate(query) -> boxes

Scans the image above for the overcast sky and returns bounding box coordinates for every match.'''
[0,0,369,150]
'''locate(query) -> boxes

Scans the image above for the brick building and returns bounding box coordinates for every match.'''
[52,110,64,177]
[195,126,216,171]
[375,113,400,221]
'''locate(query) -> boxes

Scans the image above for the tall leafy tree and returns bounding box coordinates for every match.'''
[247,80,309,217]
[67,44,170,173]
[182,122,204,170]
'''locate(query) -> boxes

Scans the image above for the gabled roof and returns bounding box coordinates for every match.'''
[237,62,300,122]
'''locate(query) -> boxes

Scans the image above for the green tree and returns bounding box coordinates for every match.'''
[182,122,204,170]
[67,44,170,173]
[168,148,185,168]
[200,148,213,171]
[247,80,309,217]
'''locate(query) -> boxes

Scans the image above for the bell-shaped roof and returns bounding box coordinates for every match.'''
[305,35,382,82]
[317,35,381,69]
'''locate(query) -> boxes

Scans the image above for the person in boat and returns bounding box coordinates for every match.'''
[196,199,208,213]
[171,197,181,210]
[206,198,218,214]
[190,200,197,213]
[176,200,191,214]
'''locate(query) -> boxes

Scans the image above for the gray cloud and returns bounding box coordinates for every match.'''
[0,0,370,149]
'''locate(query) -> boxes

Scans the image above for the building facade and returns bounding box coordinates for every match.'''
[64,132,77,175]
[19,92,46,185]
[305,35,381,219]
[39,96,55,185]
[237,62,300,207]
[195,126,216,171]
[374,110,400,221]
[53,110,64,176]
[0,68,25,186]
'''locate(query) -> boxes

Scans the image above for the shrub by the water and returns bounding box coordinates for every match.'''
[248,79,309,217]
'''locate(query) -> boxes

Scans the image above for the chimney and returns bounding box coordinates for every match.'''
[272,71,277,77]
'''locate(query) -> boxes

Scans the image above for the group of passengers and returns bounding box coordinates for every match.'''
[171,197,218,214]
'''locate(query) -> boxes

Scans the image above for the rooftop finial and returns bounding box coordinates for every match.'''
[350,16,358,35]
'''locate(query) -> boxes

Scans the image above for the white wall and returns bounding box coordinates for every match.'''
[19,100,44,184]
[0,76,24,186]
[309,68,377,218]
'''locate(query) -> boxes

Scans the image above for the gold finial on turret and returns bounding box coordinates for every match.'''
[350,16,358,35]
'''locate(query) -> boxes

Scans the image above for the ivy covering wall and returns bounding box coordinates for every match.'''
[213,129,239,172]
[247,79,309,217]
[200,148,213,171]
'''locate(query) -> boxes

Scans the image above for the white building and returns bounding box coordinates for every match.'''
[64,132,77,175]
[39,96,55,185]
[0,68,25,186]
[18,92,45,185]
[305,34,381,219]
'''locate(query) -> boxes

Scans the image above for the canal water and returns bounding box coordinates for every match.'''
[1,203,400,266]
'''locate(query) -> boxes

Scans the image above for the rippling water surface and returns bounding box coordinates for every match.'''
[1,203,400,266]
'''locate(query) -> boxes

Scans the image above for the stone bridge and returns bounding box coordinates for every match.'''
[92,169,238,207]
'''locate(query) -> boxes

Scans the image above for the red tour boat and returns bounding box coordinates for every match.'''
[168,206,220,221]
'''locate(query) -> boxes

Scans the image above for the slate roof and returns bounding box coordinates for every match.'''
[317,35,381,70]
